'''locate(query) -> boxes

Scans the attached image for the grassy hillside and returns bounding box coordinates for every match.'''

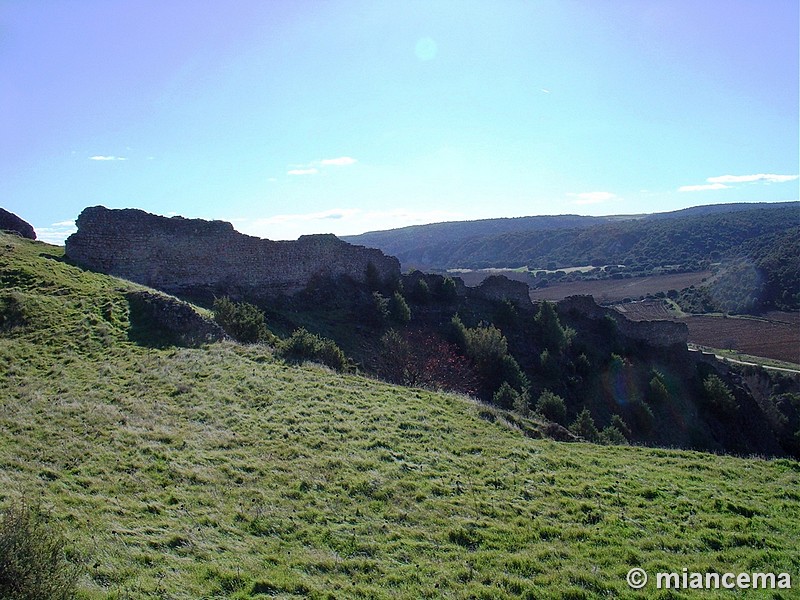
[1,232,799,599]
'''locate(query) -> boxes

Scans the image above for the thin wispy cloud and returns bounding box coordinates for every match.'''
[678,183,731,192]
[89,155,127,161]
[568,191,617,205]
[320,156,357,166]
[256,208,361,224]
[285,156,357,176]
[679,173,798,192]
[235,207,461,240]
[35,220,77,245]
[707,173,798,184]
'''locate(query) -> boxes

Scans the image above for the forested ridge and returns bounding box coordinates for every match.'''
[347,202,800,311]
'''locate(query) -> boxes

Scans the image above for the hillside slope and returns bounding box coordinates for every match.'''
[344,202,798,271]
[1,232,799,599]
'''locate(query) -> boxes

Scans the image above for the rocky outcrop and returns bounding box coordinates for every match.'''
[66,206,400,301]
[469,275,532,309]
[126,291,226,347]
[558,294,688,348]
[0,208,36,240]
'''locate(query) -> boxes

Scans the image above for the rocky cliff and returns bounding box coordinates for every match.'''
[65,206,400,301]
[558,294,688,348]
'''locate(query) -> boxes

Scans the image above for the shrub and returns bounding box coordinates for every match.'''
[536,390,567,425]
[371,292,390,326]
[703,374,739,414]
[599,426,628,445]
[535,301,574,352]
[570,408,599,442]
[389,292,411,324]
[0,291,27,331]
[375,329,478,394]
[212,297,273,344]
[411,278,430,304]
[278,328,348,372]
[438,276,458,302]
[0,501,80,600]
[649,374,671,404]
[611,414,631,438]
[493,381,520,411]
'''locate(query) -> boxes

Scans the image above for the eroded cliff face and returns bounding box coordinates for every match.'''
[558,294,688,348]
[65,206,400,300]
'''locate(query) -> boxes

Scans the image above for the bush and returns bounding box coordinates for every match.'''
[0,501,80,600]
[599,426,628,445]
[0,292,27,331]
[438,276,458,302]
[493,381,521,411]
[536,390,567,425]
[411,278,430,304]
[703,374,739,414]
[212,297,273,344]
[371,292,390,326]
[278,328,348,372]
[649,374,671,404]
[389,292,411,324]
[535,301,574,352]
[569,408,599,442]
[375,329,478,394]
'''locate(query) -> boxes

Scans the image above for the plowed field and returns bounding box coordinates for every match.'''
[615,300,799,365]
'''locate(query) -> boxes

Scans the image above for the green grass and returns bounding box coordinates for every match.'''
[1,232,799,599]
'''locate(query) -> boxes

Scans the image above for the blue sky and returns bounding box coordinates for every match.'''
[1,0,797,244]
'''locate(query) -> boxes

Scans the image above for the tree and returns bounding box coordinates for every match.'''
[375,329,478,394]
[493,381,520,411]
[703,374,738,414]
[569,408,599,442]
[212,297,272,344]
[371,292,390,326]
[411,278,431,304]
[439,276,458,303]
[599,425,628,445]
[278,328,348,372]
[649,373,671,404]
[535,301,574,352]
[536,390,567,425]
[389,292,411,324]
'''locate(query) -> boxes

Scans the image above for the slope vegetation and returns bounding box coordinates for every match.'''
[1,232,798,599]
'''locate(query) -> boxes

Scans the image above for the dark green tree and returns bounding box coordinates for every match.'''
[570,408,600,442]
[535,301,574,352]
[212,297,272,344]
[536,390,567,425]
[389,292,411,324]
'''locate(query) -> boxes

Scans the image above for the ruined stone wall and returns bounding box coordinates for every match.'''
[65,206,400,299]
[557,294,688,348]
[0,208,36,240]
[469,275,533,309]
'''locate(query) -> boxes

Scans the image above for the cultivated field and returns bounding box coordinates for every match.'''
[616,300,800,366]
[527,271,711,303]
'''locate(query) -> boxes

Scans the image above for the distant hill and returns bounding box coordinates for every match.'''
[345,202,800,311]
[343,214,626,267]
[343,202,798,270]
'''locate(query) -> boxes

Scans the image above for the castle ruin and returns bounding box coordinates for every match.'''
[65,206,400,301]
